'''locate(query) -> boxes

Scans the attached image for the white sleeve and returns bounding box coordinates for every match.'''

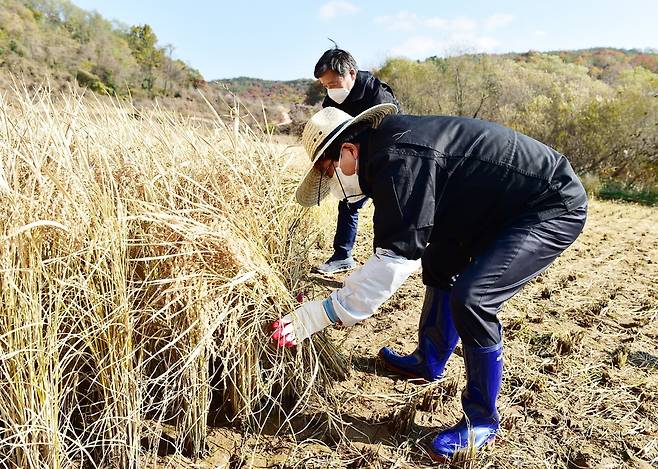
[329,248,421,327]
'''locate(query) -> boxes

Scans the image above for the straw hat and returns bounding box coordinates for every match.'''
[295,103,397,207]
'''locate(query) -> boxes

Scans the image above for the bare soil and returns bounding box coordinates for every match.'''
[163,198,658,468]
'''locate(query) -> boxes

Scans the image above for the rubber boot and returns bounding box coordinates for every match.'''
[378,286,459,381]
[429,342,503,461]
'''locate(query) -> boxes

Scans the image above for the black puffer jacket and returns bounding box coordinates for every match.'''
[322,70,401,116]
[359,115,587,269]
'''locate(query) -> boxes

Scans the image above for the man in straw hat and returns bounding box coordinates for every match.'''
[312,46,401,275]
[272,104,587,460]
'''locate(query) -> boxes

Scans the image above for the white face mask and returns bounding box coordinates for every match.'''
[330,150,365,204]
[327,87,351,104]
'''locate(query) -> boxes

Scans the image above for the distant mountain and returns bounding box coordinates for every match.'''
[211,48,658,108]
[508,47,658,82]
[209,77,315,106]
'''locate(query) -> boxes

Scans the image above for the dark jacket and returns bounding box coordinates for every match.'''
[322,70,401,116]
[359,115,587,270]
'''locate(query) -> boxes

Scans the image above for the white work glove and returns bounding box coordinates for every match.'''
[271,300,333,347]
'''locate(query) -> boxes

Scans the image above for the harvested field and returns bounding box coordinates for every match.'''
[181,197,657,468]
[0,88,655,468]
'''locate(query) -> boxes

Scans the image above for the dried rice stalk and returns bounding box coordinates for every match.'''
[0,84,347,468]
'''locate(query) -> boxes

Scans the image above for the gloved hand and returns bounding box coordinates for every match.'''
[272,300,333,347]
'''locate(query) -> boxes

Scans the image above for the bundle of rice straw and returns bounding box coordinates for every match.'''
[0,86,347,468]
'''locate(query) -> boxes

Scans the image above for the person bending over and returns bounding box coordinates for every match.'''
[273,104,587,460]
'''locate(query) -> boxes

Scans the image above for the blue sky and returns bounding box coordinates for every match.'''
[73,1,658,81]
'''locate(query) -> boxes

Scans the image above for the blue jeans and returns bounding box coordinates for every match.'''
[331,198,369,260]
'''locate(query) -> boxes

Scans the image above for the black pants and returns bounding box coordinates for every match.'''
[424,205,587,348]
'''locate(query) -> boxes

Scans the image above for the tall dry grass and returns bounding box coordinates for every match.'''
[0,86,340,468]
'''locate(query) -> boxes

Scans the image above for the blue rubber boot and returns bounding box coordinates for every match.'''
[378,287,459,381]
[429,342,503,461]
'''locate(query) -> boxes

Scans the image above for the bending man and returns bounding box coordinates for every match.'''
[273,104,587,460]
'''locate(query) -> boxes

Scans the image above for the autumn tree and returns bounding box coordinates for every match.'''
[126,24,163,94]
[376,52,658,189]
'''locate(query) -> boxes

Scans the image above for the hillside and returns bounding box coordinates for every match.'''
[0,0,322,127]
[213,49,658,108]
[545,47,658,80]
[498,47,658,82]
[0,0,203,97]
[210,77,313,105]
[376,49,658,192]
[0,0,304,128]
